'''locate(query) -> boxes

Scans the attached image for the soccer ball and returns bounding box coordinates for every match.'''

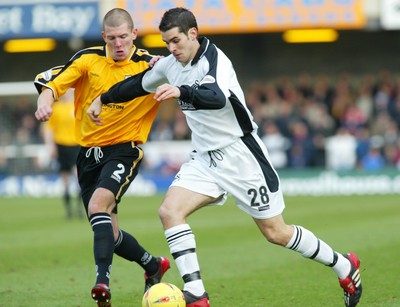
[142,282,186,307]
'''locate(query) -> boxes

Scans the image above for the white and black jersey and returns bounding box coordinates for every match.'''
[101,37,258,153]
[102,37,284,218]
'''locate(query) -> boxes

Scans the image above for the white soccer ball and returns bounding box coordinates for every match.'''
[142,282,186,307]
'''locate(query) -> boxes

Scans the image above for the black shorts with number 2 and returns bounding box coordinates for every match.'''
[77,141,143,214]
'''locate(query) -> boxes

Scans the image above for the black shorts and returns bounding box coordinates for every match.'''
[77,142,143,214]
[56,144,79,171]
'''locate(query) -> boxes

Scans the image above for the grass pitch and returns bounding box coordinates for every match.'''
[1,194,399,306]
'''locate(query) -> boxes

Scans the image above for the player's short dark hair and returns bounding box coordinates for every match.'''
[103,8,134,31]
[159,7,198,34]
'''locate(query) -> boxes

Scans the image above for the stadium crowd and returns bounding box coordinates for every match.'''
[1,70,399,175]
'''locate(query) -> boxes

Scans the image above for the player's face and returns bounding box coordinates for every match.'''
[161,27,200,66]
[102,23,137,61]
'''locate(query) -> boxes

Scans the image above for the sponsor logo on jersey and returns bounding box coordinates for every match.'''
[43,69,53,81]
[178,99,196,111]
[258,205,270,211]
[199,75,215,85]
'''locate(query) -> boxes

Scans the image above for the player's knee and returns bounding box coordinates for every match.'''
[158,204,172,223]
[159,202,185,227]
[264,230,280,244]
[88,202,115,218]
[261,226,289,246]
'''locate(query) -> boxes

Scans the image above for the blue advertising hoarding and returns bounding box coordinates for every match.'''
[0,2,101,40]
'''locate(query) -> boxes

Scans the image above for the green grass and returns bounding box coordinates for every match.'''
[1,194,399,306]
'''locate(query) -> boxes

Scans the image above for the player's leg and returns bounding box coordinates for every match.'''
[159,154,226,307]
[254,214,350,270]
[84,187,114,307]
[77,145,123,305]
[111,214,170,293]
[93,143,170,294]
[88,187,116,285]
[159,186,213,307]
[69,145,84,218]
[254,216,362,306]
[227,132,362,306]
[57,145,73,219]
[60,170,72,218]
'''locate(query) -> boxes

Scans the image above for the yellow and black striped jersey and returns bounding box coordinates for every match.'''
[34,45,159,147]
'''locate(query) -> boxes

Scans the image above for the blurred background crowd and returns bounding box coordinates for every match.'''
[1,69,399,175]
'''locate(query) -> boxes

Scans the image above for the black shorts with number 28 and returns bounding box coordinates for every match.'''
[77,141,143,214]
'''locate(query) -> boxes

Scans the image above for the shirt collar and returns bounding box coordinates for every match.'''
[105,44,137,64]
[191,36,209,66]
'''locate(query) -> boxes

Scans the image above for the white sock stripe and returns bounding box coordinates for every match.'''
[288,226,302,250]
[114,229,123,247]
[166,229,193,245]
[91,220,112,227]
[90,214,112,223]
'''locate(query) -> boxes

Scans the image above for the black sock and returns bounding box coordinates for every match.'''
[114,229,158,275]
[64,191,72,217]
[64,190,71,203]
[90,213,114,285]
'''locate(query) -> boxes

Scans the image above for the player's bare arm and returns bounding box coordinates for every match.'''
[87,95,103,125]
[154,84,180,102]
[35,88,55,122]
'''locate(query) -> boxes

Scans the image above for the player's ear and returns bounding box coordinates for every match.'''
[188,27,198,41]
[132,28,138,40]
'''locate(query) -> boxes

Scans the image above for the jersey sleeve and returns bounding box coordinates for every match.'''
[100,69,150,104]
[178,45,226,110]
[34,65,65,94]
[101,57,169,104]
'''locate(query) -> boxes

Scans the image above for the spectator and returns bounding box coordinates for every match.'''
[341,105,367,135]
[261,120,290,169]
[361,146,385,172]
[325,127,357,171]
[354,81,374,125]
[354,127,371,166]
[382,142,400,167]
[287,120,315,168]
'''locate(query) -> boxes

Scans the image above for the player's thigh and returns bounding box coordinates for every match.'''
[168,156,227,207]
[98,146,143,201]
[88,187,116,215]
[218,134,285,219]
[162,186,216,216]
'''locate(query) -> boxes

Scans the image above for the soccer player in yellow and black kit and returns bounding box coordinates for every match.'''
[41,89,84,219]
[34,8,170,307]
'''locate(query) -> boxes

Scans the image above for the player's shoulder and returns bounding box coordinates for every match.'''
[69,45,106,61]
[34,65,65,93]
[36,65,64,80]
[135,48,152,56]
[130,47,156,63]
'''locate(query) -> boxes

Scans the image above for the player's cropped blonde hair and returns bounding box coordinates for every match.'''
[103,8,134,31]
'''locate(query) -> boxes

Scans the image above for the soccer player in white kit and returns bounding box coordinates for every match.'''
[88,7,362,307]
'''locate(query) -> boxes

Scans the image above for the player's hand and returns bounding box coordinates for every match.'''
[35,103,53,122]
[87,96,103,125]
[35,89,54,122]
[154,84,180,101]
[149,55,163,68]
